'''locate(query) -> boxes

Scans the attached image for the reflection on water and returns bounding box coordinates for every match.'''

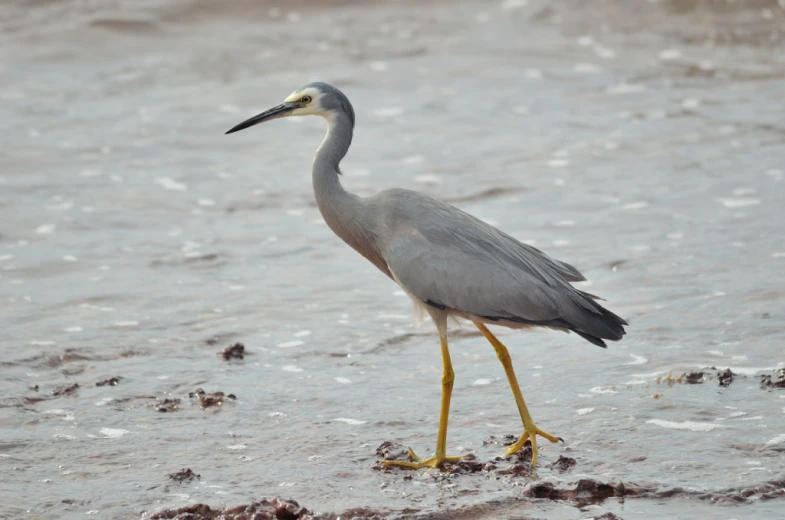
[1,0,784,518]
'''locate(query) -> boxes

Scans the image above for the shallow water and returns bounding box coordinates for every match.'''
[2,0,785,518]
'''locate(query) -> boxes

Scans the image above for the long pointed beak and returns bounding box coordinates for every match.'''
[225,102,299,135]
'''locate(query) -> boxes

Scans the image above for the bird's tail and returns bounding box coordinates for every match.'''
[564,291,627,348]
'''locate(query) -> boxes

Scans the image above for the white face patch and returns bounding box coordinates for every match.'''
[283,87,325,117]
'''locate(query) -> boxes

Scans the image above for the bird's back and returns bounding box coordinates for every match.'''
[368,188,627,347]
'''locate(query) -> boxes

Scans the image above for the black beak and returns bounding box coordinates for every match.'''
[225,102,299,135]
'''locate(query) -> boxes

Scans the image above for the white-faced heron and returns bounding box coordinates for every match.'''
[226,82,627,468]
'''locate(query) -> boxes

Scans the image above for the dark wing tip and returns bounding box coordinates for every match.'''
[574,331,608,348]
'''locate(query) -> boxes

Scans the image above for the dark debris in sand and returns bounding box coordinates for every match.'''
[717,368,734,387]
[525,478,644,504]
[760,368,785,389]
[669,368,738,387]
[220,342,245,360]
[525,476,785,506]
[52,383,79,396]
[189,388,236,409]
[168,468,200,482]
[548,455,577,473]
[96,376,121,386]
[373,440,536,478]
[150,497,382,520]
[681,371,706,384]
[151,397,182,413]
[152,472,785,519]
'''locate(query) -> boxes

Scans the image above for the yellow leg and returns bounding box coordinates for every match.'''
[474,322,561,466]
[383,328,464,469]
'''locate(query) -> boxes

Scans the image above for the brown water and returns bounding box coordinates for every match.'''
[2,0,785,518]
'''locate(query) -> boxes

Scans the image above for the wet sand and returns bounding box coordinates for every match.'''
[1,0,785,518]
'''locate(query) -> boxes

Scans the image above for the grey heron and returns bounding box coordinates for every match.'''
[226,82,627,468]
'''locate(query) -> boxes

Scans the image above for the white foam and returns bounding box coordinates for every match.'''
[113,321,138,327]
[277,340,304,348]
[293,330,311,338]
[35,224,56,235]
[403,155,424,166]
[333,418,366,425]
[624,380,647,386]
[335,377,352,384]
[576,36,593,46]
[682,98,701,109]
[99,428,129,438]
[227,443,247,450]
[577,407,595,415]
[623,201,649,210]
[500,0,527,10]
[715,198,760,208]
[765,434,785,446]
[547,159,570,168]
[573,63,602,73]
[590,386,617,395]
[369,61,388,71]
[154,177,187,191]
[594,45,616,59]
[646,419,721,432]
[30,340,56,346]
[282,365,304,372]
[473,379,492,386]
[63,326,82,333]
[657,48,682,61]
[197,198,216,207]
[523,69,543,80]
[606,83,645,95]
[414,174,441,184]
[626,354,648,366]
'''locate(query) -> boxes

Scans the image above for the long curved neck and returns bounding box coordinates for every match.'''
[312,112,356,228]
[312,112,390,277]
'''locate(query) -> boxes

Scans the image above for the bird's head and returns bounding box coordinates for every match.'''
[225,82,354,135]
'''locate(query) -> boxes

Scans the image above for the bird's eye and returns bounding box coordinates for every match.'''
[301,96,312,104]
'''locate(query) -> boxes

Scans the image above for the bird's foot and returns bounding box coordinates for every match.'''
[382,447,464,469]
[504,426,563,466]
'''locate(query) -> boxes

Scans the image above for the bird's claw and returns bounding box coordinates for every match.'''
[504,426,562,465]
[382,447,464,469]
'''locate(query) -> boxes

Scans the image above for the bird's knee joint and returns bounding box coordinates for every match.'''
[442,370,455,387]
[495,347,511,364]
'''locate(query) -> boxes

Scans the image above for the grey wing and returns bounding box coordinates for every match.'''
[380,197,626,346]
[385,230,562,323]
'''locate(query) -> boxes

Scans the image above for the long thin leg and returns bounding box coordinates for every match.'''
[474,322,561,465]
[382,321,464,469]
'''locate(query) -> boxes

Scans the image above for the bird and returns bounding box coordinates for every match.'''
[226,82,627,468]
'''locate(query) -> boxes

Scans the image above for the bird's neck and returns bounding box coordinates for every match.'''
[312,112,390,277]
[312,112,356,223]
